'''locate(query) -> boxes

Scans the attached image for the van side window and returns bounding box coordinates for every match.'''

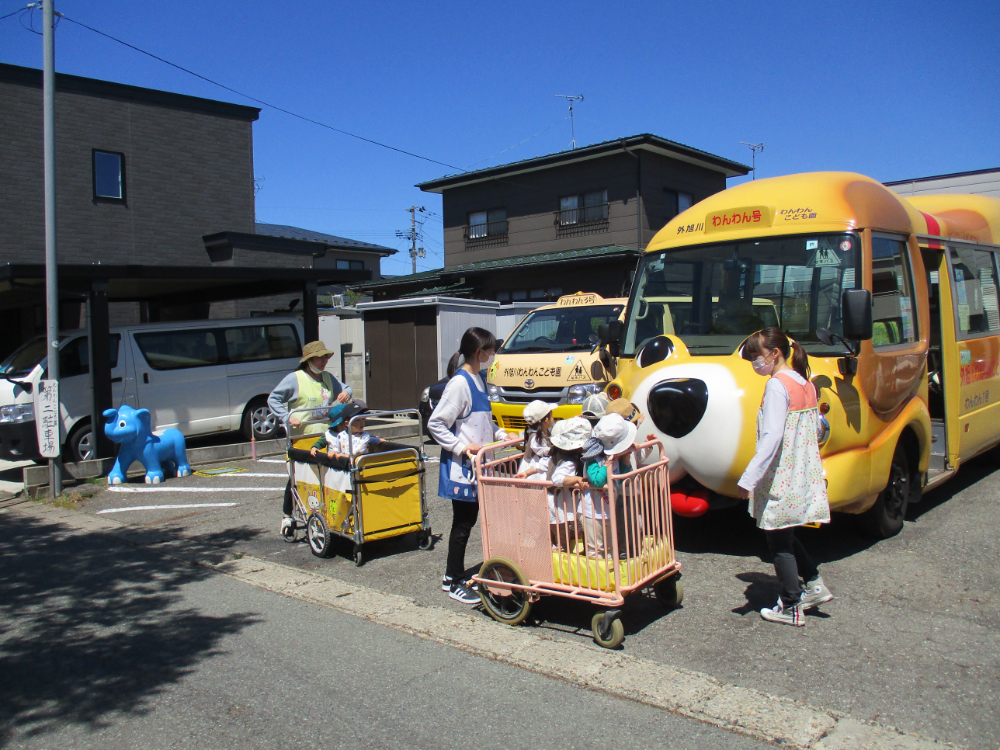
[224,325,301,363]
[55,335,121,378]
[871,238,918,347]
[134,330,221,370]
[950,247,1000,337]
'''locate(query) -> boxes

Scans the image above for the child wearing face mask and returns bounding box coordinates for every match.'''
[737,327,833,627]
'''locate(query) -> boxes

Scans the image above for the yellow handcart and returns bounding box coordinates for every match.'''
[281,407,431,566]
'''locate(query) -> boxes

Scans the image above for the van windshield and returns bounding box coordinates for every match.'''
[0,337,47,378]
[502,304,624,353]
[623,234,860,356]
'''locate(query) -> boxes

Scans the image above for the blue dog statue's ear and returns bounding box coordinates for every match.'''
[136,408,152,431]
[103,409,117,421]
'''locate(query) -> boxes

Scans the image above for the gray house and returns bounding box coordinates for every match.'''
[0,62,393,358]
[361,134,749,302]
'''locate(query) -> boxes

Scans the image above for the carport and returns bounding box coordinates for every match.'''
[0,262,369,459]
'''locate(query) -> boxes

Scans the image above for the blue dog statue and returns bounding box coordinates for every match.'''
[104,405,191,485]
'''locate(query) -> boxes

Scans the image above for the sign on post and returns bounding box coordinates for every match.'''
[34,379,61,458]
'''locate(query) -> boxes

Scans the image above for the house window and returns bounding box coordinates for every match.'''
[663,189,693,221]
[511,290,527,301]
[93,150,125,201]
[559,189,608,226]
[336,260,364,271]
[469,208,507,239]
[496,291,511,303]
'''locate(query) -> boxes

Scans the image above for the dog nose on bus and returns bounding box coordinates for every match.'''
[648,378,709,438]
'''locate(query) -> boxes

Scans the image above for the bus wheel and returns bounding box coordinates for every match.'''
[861,441,915,538]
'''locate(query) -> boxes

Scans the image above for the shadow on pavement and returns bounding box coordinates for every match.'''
[907,450,999,522]
[0,513,261,748]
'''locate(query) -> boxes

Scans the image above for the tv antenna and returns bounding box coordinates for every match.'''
[740,142,765,179]
[555,94,584,149]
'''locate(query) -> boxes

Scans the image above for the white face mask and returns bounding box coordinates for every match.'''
[308,360,324,375]
[752,355,775,377]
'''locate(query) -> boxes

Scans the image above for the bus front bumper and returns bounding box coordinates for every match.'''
[491,402,584,432]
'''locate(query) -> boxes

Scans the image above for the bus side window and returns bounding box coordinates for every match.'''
[950,247,1000,337]
[871,237,918,347]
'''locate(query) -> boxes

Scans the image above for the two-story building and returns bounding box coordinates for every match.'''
[358,134,749,301]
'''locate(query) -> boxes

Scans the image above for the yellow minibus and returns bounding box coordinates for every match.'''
[601,172,1000,536]
[487,293,627,431]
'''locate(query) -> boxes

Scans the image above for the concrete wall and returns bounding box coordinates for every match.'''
[0,72,256,266]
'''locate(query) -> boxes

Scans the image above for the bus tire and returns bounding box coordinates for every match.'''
[861,440,918,538]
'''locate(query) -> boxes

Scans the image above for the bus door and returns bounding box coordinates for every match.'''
[920,246,950,479]
[945,243,1000,461]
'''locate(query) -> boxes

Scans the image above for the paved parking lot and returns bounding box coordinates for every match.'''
[53,437,1000,749]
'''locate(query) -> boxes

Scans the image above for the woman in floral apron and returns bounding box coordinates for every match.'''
[737,327,833,627]
[427,328,508,604]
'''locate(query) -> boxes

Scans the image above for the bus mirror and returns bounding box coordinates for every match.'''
[598,321,621,345]
[841,289,873,341]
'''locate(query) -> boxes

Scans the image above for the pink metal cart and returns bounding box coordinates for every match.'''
[471,437,682,648]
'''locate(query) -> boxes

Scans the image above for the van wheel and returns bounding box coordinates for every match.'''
[242,397,279,441]
[66,422,95,464]
[861,441,917,538]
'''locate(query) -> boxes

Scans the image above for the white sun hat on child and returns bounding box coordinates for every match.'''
[550,416,591,450]
[523,400,552,425]
[593,413,638,456]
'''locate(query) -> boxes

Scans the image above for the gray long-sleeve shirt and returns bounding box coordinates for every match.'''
[267,369,352,423]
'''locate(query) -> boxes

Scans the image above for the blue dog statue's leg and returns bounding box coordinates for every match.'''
[107,454,128,485]
[174,434,191,478]
[143,442,165,485]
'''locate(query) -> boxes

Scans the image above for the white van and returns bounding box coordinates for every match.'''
[0,317,304,463]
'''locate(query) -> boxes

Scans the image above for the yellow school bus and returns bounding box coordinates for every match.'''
[487,293,627,431]
[603,172,1000,536]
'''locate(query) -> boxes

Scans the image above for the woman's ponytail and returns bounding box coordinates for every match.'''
[787,339,809,380]
[447,351,463,378]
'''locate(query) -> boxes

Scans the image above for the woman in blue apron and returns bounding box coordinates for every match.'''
[427,327,507,604]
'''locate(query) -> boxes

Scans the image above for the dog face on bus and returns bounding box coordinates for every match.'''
[628,360,753,493]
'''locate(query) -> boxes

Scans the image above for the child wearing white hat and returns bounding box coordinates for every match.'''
[514,400,554,480]
[546,416,591,550]
[579,437,611,557]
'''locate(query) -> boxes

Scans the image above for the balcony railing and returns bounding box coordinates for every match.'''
[558,203,609,227]
[466,219,508,241]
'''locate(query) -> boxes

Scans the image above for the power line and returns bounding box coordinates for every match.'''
[54,13,465,172]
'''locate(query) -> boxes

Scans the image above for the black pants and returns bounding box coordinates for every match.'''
[446,499,480,581]
[283,479,293,516]
[764,527,819,608]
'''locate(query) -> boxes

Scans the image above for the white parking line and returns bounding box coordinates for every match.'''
[211,473,286,478]
[97,503,238,514]
[107,486,285,493]
[256,459,285,463]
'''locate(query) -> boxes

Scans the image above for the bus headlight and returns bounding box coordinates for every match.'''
[0,403,34,423]
[568,383,602,404]
[488,384,500,403]
[817,415,830,446]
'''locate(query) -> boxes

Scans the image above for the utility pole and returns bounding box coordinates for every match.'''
[740,142,765,179]
[397,206,426,274]
[43,0,62,498]
[555,95,584,149]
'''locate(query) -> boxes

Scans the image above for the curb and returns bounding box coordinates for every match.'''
[8,501,959,750]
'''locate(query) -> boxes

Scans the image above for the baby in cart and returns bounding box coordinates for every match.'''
[309,402,377,467]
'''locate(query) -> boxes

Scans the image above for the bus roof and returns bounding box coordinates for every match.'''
[646,171,1000,253]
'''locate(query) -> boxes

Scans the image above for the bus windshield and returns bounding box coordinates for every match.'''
[623,233,860,356]
[502,304,624,353]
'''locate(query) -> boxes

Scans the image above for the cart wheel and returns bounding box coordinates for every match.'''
[591,611,625,649]
[353,544,364,567]
[478,557,532,626]
[653,576,683,609]
[417,529,433,550]
[306,514,332,558]
[281,521,297,543]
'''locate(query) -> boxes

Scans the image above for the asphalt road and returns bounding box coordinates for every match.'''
[0,509,770,750]
[47,438,1000,749]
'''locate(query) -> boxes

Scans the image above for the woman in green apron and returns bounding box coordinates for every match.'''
[268,340,352,535]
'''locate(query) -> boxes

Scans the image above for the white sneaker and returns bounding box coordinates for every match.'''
[800,577,833,610]
[280,516,293,536]
[760,598,805,627]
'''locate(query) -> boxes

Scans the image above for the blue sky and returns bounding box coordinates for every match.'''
[2,1,997,276]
